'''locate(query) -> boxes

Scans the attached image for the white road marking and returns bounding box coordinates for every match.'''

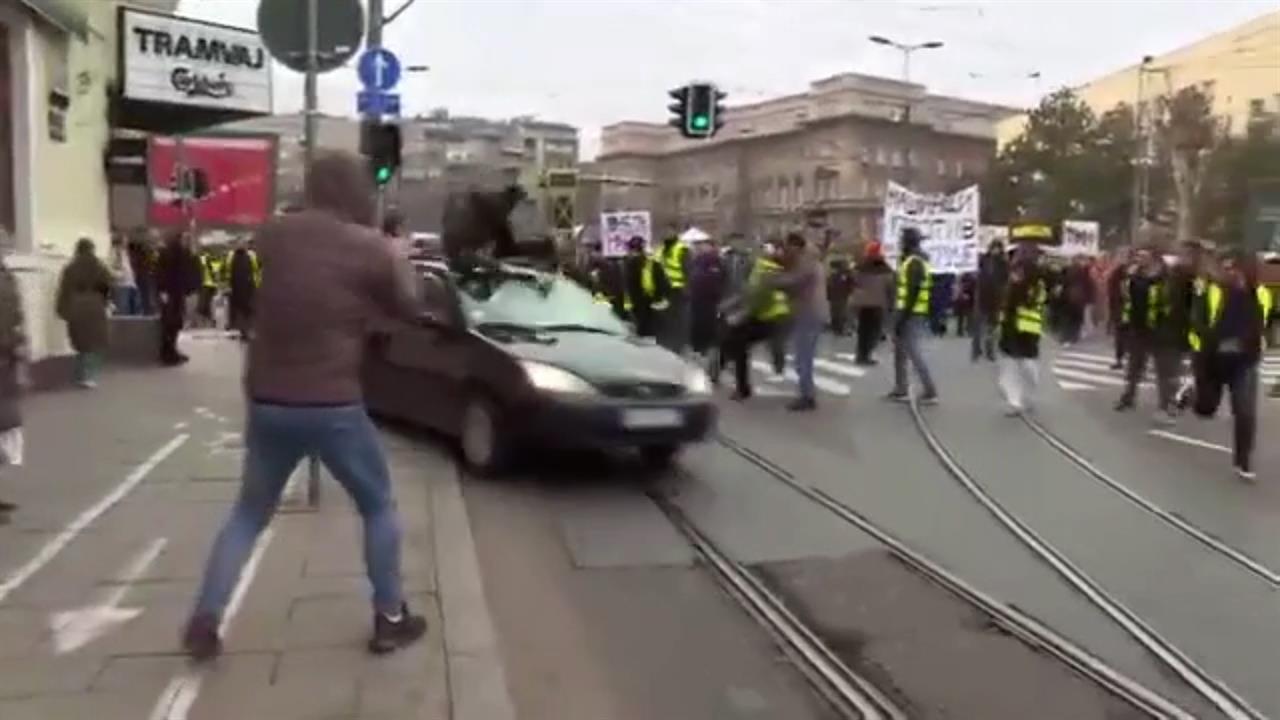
[1057,351,1116,364]
[0,434,189,605]
[813,357,867,378]
[1053,358,1153,384]
[1148,429,1231,454]
[1055,380,1096,391]
[148,528,276,720]
[173,422,189,431]
[49,537,167,654]
[1052,367,1126,387]
[752,361,851,396]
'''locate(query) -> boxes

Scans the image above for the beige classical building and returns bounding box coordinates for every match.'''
[997,9,1280,147]
[590,72,1018,245]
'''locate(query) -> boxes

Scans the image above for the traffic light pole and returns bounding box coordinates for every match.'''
[368,0,386,230]
[302,0,321,509]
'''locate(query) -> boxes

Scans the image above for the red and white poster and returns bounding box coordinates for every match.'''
[147,134,277,227]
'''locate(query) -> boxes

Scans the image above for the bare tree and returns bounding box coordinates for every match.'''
[1154,86,1223,242]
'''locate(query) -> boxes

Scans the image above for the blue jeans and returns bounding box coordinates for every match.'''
[74,352,100,384]
[791,314,822,400]
[113,286,141,316]
[193,403,404,618]
[893,315,937,396]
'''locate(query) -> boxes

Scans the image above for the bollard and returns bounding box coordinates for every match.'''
[306,455,321,508]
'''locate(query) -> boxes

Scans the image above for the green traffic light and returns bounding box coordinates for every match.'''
[691,114,710,130]
[375,166,392,184]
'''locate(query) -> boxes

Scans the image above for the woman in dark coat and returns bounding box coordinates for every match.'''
[225,243,257,342]
[55,238,113,388]
[0,250,27,518]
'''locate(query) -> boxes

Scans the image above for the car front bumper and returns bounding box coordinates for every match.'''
[511,393,717,450]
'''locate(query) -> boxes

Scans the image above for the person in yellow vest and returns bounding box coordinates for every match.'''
[196,250,221,328]
[1114,246,1178,417]
[224,240,260,343]
[717,248,791,400]
[621,235,670,338]
[657,234,691,354]
[1188,251,1273,481]
[996,253,1048,415]
[886,227,939,404]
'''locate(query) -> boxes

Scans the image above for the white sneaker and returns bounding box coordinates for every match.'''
[77,380,98,389]
[1235,466,1257,482]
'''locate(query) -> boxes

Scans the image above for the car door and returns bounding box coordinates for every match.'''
[381,271,469,432]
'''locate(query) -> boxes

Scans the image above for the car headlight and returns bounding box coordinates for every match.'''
[683,365,713,395]
[520,360,598,395]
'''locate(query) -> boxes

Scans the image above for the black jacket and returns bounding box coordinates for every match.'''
[976,252,1009,318]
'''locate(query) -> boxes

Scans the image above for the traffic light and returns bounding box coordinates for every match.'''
[362,121,402,186]
[668,83,726,139]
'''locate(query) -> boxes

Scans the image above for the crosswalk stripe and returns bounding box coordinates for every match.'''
[1058,351,1115,364]
[1052,367,1127,387]
[1053,356,1117,371]
[813,358,867,378]
[751,361,852,396]
[1056,380,1096,391]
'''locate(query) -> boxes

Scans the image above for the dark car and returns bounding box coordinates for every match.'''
[362,259,717,472]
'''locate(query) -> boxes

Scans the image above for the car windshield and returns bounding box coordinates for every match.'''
[455,270,627,336]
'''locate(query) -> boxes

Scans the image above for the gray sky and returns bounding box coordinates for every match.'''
[177,0,1277,158]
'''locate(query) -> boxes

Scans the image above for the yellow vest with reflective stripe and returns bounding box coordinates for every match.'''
[751,257,790,321]
[895,255,931,315]
[1009,281,1047,336]
[661,241,688,290]
[1120,276,1163,328]
[1187,277,1209,351]
[1193,283,1273,352]
[623,258,668,311]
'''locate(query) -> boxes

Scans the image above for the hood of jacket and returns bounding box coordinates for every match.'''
[305,152,375,227]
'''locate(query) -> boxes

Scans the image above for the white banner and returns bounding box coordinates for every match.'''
[881,182,980,274]
[1057,220,1100,257]
[600,211,652,257]
[978,225,1009,252]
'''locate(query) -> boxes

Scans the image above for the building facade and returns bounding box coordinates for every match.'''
[591,73,1015,245]
[997,10,1280,148]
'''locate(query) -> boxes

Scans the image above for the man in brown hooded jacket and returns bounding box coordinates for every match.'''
[184,152,427,661]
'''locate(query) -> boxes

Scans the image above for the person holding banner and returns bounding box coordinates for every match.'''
[886,227,939,405]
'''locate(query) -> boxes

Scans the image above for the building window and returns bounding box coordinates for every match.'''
[1249,98,1266,118]
[936,158,946,176]
[891,149,904,167]
[954,160,965,178]
[906,148,917,167]
[875,146,887,165]
[711,183,720,200]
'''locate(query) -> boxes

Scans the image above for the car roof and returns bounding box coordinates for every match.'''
[409,257,551,284]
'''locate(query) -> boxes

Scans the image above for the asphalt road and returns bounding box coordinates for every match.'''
[451,327,1280,718]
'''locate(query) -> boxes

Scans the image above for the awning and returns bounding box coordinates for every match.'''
[20,0,95,41]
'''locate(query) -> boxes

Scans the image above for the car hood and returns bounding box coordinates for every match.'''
[493,331,691,385]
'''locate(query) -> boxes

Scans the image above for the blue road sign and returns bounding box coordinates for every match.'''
[357,90,401,117]
[357,47,401,91]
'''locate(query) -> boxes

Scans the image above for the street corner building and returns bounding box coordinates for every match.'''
[0,0,271,386]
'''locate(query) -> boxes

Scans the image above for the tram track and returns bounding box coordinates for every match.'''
[651,433,1197,720]
[903,399,1266,720]
[1018,413,1280,588]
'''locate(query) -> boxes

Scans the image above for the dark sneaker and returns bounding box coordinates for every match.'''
[0,499,16,513]
[730,388,752,401]
[182,613,222,662]
[786,397,816,412]
[369,603,427,655]
[884,391,909,403]
[1113,398,1134,412]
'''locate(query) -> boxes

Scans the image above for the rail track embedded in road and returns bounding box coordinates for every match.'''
[709,434,1198,720]
[903,399,1265,720]
[1019,414,1280,588]
[648,489,908,720]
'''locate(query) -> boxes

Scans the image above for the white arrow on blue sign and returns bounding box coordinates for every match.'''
[357,48,401,92]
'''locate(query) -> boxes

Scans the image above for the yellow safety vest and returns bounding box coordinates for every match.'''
[200,256,219,288]
[1193,283,1274,352]
[751,257,790,321]
[1187,277,1209,351]
[1001,281,1047,337]
[1120,276,1163,328]
[661,241,688,290]
[622,258,668,312]
[224,250,262,287]
[895,255,931,315]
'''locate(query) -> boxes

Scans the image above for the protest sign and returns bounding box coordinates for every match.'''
[600,211,652,257]
[881,182,980,274]
[1058,220,1101,257]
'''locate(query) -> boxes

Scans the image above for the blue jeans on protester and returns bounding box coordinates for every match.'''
[113,286,141,316]
[193,403,404,618]
[892,315,938,397]
[791,314,822,401]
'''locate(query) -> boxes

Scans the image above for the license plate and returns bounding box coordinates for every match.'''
[622,408,682,429]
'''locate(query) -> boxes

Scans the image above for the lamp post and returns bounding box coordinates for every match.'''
[868,35,944,82]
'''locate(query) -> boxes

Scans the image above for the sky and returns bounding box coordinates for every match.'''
[176,0,1278,159]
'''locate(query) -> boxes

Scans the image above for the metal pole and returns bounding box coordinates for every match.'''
[1129,66,1145,245]
[902,47,911,82]
[303,0,321,508]
[368,0,386,230]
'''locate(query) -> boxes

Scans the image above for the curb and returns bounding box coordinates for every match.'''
[431,465,516,720]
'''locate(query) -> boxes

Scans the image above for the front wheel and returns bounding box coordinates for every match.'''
[639,444,681,468]
[460,396,510,475]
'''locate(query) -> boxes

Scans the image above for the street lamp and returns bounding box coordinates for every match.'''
[868,35,944,82]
